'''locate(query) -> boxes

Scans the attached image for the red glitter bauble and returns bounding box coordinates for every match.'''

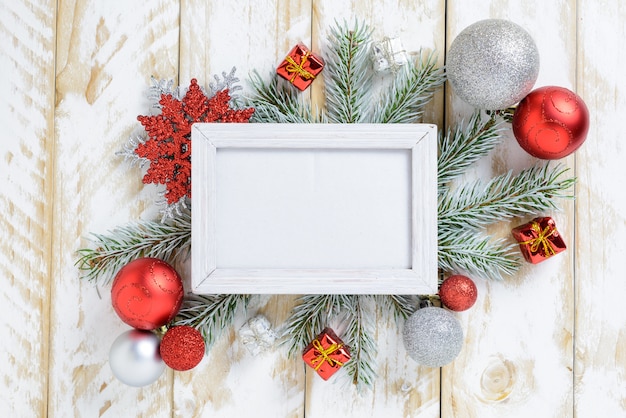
[439,275,478,312]
[160,326,205,371]
[512,86,589,159]
[111,258,184,330]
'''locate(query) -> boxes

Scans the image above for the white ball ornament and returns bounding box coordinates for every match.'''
[403,307,464,367]
[447,19,540,110]
[109,329,165,387]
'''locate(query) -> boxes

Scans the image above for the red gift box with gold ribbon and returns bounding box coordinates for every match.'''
[302,327,351,380]
[511,216,567,264]
[276,43,325,91]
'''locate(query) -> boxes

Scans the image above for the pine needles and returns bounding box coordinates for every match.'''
[439,163,575,231]
[75,208,191,285]
[247,21,444,125]
[436,113,575,279]
[281,295,378,391]
[174,294,251,348]
[438,230,519,280]
[281,294,344,357]
[340,296,377,389]
[371,50,445,123]
[248,71,320,123]
[437,112,503,191]
[324,21,373,123]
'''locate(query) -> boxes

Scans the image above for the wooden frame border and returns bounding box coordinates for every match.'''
[191,123,437,294]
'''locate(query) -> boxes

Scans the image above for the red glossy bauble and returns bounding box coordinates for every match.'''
[111,258,184,330]
[439,275,478,312]
[160,326,205,371]
[512,86,589,159]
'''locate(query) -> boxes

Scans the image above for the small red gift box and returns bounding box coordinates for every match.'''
[511,216,566,264]
[276,43,325,91]
[302,327,351,380]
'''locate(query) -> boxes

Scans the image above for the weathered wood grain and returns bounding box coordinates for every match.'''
[177,1,311,416]
[49,1,179,416]
[442,1,577,417]
[304,1,445,416]
[0,0,56,416]
[2,0,625,416]
[180,0,313,90]
[575,1,626,416]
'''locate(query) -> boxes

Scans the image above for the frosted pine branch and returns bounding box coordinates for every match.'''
[75,209,191,285]
[281,294,344,357]
[371,50,445,123]
[437,111,504,191]
[324,20,373,123]
[174,294,251,348]
[438,228,519,280]
[381,295,418,320]
[247,71,320,123]
[341,295,377,391]
[439,163,575,231]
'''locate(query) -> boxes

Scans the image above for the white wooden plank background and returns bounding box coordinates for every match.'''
[1,0,624,417]
[443,2,577,417]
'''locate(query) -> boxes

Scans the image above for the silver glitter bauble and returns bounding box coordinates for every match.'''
[403,307,464,367]
[447,19,540,110]
[109,329,165,387]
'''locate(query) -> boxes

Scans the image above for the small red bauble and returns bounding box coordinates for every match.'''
[512,86,589,159]
[439,275,478,312]
[111,258,184,330]
[160,326,205,371]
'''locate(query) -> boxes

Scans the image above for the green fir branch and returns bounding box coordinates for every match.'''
[340,295,377,391]
[280,294,344,357]
[439,163,576,231]
[371,50,445,123]
[438,228,520,280]
[437,112,504,191]
[174,294,251,348]
[377,295,417,320]
[75,209,191,285]
[324,20,373,123]
[247,71,318,123]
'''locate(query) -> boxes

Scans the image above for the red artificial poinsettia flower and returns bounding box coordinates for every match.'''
[136,79,254,204]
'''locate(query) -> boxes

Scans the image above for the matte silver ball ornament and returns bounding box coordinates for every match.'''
[447,19,540,110]
[109,329,165,387]
[403,307,464,367]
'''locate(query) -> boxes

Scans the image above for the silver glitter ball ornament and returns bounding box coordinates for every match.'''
[109,329,165,387]
[403,307,464,367]
[447,19,540,110]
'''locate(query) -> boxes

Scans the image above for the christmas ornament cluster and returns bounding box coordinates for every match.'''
[76,18,582,388]
[447,19,589,160]
[444,19,574,266]
[400,19,582,367]
[109,258,205,386]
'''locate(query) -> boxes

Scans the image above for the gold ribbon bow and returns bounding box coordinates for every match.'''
[521,221,556,257]
[284,52,316,82]
[310,338,344,371]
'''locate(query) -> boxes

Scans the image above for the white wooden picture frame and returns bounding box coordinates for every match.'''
[191,123,437,294]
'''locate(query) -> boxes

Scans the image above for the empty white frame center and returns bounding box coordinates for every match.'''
[191,123,437,294]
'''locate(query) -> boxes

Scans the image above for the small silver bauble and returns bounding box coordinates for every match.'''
[447,19,540,110]
[109,329,165,387]
[403,307,464,367]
